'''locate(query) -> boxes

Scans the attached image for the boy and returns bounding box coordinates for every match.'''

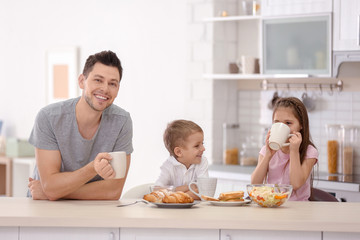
[155,120,209,200]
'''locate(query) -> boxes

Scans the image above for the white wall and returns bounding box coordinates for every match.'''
[0,0,190,193]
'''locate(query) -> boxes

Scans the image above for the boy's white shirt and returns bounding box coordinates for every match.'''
[155,155,209,187]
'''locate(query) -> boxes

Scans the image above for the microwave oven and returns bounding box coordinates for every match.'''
[262,14,331,76]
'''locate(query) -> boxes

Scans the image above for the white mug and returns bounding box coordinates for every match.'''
[108,151,127,179]
[269,123,295,150]
[237,56,257,74]
[188,177,217,199]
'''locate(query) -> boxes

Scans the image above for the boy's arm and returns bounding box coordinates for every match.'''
[174,185,200,200]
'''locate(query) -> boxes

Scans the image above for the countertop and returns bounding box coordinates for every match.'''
[0,197,360,233]
[209,164,360,192]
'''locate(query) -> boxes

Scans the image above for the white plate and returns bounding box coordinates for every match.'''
[147,201,200,208]
[207,199,251,206]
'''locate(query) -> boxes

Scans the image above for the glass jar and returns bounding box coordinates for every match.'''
[223,123,240,165]
[340,125,358,175]
[240,137,259,166]
[325,124,341,174]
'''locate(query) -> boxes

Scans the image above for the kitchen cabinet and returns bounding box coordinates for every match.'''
[323,232,360,240]
[120,228,218,240]
[262,0,332,16]
[221,229,321,240]
[333,0,360,51]
[12,157,36,197]
[0,227,18,240]
[0,156,12,196]
[19,227,119,240]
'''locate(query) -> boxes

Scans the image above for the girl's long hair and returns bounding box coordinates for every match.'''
[272,97,316,164]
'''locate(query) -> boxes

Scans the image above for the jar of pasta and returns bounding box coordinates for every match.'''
[325,124,341,174]
[340,125,358,175]
[223,123,240,165]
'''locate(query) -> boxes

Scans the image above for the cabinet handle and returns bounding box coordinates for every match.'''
[358,15,360,46]
[109,232,115,240]
[225,234,232,240]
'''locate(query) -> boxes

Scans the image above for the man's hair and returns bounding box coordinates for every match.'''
[163,120,203,157]
[82,50,123,80]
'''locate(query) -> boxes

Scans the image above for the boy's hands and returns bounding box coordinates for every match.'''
[93,153,116,180]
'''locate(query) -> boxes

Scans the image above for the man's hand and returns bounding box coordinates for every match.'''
[93,152,116,180]
[28,177,48,200]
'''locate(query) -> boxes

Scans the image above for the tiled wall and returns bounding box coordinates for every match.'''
[186,0,360,175]
[237,89,360,175]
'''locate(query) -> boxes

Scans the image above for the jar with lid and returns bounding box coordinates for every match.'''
[223,123,240,165]
[340,125,358,175]
[325,124,341,174]
[240,137,259,166]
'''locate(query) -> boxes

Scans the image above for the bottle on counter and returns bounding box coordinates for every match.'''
[223,123,240,165]
[340,125,358,175]
[325,124,341,174]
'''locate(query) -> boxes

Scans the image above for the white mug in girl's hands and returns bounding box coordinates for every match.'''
[109,151,127,179]
[269,123,294,151]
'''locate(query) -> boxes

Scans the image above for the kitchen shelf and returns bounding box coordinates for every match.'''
[203,73,311,80]
[203,15,262,22]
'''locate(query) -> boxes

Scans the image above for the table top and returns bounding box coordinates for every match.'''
[0,197,359,233]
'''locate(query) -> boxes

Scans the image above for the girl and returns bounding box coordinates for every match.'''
[251,97,318,201]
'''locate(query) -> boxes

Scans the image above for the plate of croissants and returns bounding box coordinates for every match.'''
[143,189,199,208]
[201,191,251,206]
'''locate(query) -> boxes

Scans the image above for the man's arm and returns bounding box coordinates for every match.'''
[33,148,130,200]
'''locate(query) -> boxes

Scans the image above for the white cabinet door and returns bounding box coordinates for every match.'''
[20,227,119,240]
[262,0,332,16]
[221,229,321,240]
[0,227,18,240]
[120,228,218,240]
[333,0,360,50]
[323,232,360,240]
[12,158,36,197]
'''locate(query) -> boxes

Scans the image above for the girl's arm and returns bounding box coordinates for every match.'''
[251,131,276,184]
[289,151,316,190]
[289,132,316,190]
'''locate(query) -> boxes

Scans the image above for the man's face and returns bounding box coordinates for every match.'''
[79,62,120,112]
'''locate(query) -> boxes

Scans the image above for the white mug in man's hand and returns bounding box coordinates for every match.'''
[188,177,217,199]
[108,151,127,179]
[269,123,295,151]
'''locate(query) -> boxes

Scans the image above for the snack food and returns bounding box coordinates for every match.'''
[202,191,244,202]
[248,185,290,207]
[219,191,244,202]
[201,195,219,201]
[143,190,194,203]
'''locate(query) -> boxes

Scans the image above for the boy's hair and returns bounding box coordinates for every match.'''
[272,97,316,164]
[163,120,203,157]
[82,50,123,80]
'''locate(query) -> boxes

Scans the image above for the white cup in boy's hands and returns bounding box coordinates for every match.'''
[269,123,295,151]
[108,151,127,179]
[188,177,217,199]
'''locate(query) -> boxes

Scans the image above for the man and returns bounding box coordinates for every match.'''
[28,50,133,200]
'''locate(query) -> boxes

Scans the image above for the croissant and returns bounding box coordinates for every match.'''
[143,189,170,203]
[162,191,194,203]
[143,190,193,203]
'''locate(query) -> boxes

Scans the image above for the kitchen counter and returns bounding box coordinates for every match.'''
[0,197,360,233]
[209,164,360,192]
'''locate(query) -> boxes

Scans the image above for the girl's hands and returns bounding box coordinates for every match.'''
[264,130,277,159]
[289,131,302,152]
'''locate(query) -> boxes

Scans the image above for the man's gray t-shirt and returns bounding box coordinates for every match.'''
[28,97,133,186]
